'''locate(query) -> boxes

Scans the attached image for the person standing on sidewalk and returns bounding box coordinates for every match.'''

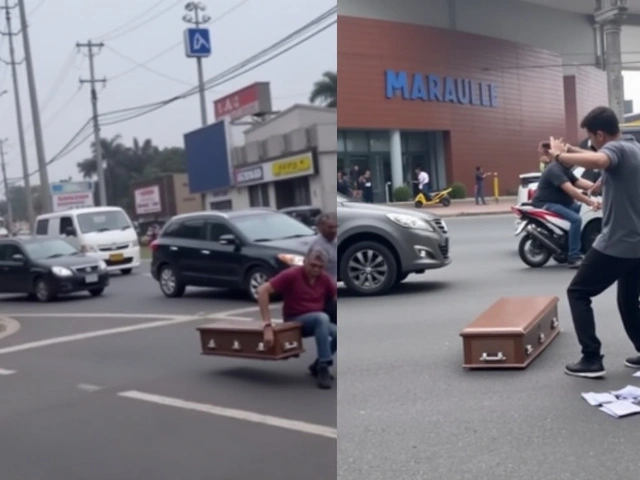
[474,166,489,205]
[362,170,374,203]
[546,106,640,379]
[258,247,337,389]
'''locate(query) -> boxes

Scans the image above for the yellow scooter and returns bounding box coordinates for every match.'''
[414,187,453,208]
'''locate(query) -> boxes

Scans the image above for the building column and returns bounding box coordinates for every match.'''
[389,129,403,190]
[597,0,627,121]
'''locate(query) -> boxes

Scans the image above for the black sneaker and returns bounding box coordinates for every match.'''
[624,355,640,369]
[316,366,333,389]
[564,356,605,378]
[309,360,334,380]
[568,257,583,269]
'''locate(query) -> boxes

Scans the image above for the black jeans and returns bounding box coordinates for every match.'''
[567,248,640,359]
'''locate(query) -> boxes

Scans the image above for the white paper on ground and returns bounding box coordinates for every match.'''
[582,392,618,406]
[599,400,640,418]
[610,385,640,400]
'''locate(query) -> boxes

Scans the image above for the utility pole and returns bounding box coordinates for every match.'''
[16,0,50,212]
[77,40,107,206]
[0,0,33,228]
[0,139,13,231]
[182,1,210,127]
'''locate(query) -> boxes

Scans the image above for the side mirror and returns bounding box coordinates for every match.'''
[219,234,237,245]
[11,254,25,263]
[64,226,77,237]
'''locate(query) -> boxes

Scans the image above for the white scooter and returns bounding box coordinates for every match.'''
[512,200,602,267]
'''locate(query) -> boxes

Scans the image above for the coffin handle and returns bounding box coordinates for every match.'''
[479,352,506,362]
[284,341,298,351]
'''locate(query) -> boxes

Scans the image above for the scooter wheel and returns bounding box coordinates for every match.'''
[518,234,551,268]
[440,196,451,207]
[414,201,423,208]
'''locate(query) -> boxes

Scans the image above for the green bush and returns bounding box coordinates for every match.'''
[449,182,467,199]
[393,185,411,202]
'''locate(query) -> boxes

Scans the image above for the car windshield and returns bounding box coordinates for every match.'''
[77,210,131,234]
[233,213,315,242]
[24,238,80,259]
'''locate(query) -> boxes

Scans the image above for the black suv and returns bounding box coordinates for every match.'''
[150,209,317,300]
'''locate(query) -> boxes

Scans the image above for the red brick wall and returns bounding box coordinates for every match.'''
[338,16,570,195]
[563,68,609,146]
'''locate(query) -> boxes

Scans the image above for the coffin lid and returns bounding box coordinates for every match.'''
[197,320,301,332]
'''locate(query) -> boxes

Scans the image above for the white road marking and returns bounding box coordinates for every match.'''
[0,315,20,340]
[118,390,337,440]
[77,383,103,392]
[0,368,16,375]
[4,313,182,319]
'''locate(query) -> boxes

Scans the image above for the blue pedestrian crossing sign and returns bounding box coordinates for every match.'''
[184,28,211,58]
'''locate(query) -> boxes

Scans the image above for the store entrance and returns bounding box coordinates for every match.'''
[274,177,311,209]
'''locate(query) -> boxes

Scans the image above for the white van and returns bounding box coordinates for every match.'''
[34,206,140,274]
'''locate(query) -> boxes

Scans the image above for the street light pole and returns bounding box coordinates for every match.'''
[183,1,210,127]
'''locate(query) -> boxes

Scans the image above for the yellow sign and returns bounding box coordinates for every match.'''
[271,154,313,178]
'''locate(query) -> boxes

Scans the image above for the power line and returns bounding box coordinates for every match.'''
[96,0,174,41]
[39,49,78,112]
[27,0,47,16]
[101,0,184,42]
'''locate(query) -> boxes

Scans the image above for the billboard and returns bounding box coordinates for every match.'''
[134,185,162,215]
[50,181,94,212]
[213,82,272,121]
[184,120,232,194]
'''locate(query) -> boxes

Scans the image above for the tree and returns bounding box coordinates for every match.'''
[309,71,337,108]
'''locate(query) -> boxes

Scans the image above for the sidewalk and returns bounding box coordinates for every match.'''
[389,196,516,217]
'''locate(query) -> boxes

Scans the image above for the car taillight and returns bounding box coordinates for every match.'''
[150,240,159,252]
[527,188,535,200]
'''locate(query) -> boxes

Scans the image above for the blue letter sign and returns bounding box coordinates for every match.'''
[184,28,211,58]
[384,69,498,108]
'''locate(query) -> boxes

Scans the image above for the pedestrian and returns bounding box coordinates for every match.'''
[362,170,374,203]
[337,170,350,196]
[546,106,640,379]
[311,212,338,324]
[415,165,430,200]
[474,166,489,205]
[257,247,337,389]
[350,165,361,200]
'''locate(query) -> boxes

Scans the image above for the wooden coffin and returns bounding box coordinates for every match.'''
[460,296,560,369]
[197,320,304,360]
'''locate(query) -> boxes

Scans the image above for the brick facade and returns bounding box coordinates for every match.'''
[337,16,608,195]
[564,67,609,146]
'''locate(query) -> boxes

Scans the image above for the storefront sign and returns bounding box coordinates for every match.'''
[271,154,312,178]
[134,185,162,215]
[213,82,273,121]
[385,70,498,108]
[235,165,264,185]
[52,192,94,212]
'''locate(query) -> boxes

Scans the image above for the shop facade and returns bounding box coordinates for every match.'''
[229,104,336,212]
[337,15,609,197]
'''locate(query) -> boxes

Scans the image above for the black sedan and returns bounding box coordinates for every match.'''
[150,208,317,300]
[0,236,110,302]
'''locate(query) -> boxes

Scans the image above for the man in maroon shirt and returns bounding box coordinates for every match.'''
[257,247,337,389]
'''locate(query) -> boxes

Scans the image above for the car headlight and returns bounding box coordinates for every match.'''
[131,238,139,248]
[98,260,107,271]
[51,266,73,277]
[277,253,304,266]
[385,213,434,231]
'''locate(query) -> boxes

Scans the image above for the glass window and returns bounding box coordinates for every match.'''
[35,219,48,235]
[59,217,74,235]
[406,132,428,152]
[369,131,390,152]
[0,243,24,261]
[177,220,205,240]
[206,222,233,242]
[232,212,315,242]
[337,131,346,152]
[76,210,132,234]
[24,239,79,260]
[248,184,269,207]
[344,131,368,152]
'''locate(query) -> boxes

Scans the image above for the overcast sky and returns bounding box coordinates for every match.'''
[0,0,336,186]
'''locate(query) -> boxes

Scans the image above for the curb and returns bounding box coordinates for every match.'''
[437,210,513,218]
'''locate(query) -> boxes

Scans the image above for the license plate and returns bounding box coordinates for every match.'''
[109,253,124,262]
[515,221,527,236]
[85,274,98,284]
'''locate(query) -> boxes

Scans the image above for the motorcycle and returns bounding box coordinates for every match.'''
[511,201,602,268]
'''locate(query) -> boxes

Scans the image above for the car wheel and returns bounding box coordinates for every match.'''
[581,219,602,254]
[440,196,451,207]
[245,266,273,301]
[121,268,133,275]
[158,264,185,298]
[341,241,397,296]
[88,288,104,297]
[33,277,56,302]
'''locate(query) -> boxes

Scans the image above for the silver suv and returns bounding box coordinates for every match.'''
[337,194,451,296]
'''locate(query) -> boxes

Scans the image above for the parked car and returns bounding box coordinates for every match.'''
[150,208,316,300]
[0,236,109,301]
[337,193,451,296]
[35,206,141,275]
[279,205,323,228]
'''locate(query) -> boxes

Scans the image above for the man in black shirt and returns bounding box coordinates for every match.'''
[531,158,599,268]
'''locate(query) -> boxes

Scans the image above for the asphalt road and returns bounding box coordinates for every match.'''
[338,214,640,480]
[0,260,336,480]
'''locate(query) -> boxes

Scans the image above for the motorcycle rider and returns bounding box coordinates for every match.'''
[530,142,600,268]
